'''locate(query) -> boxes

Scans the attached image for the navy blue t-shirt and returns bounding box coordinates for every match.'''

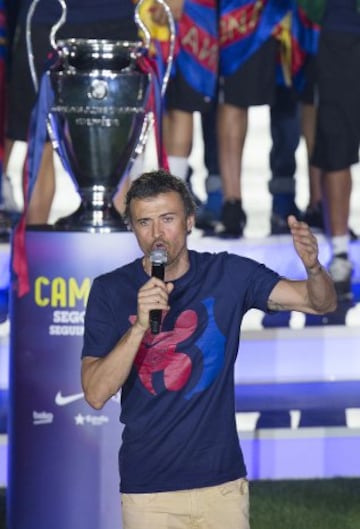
[82,250,281,493]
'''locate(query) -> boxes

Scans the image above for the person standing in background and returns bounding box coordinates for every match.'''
[217,0,293,238]
[217,0,322,239]
[193,1,324,238]
[269,1,322,235]
[150,0,218,183]
[311,0,360,300]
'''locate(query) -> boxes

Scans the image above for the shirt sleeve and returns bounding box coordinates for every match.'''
[81,276,124,359]
[226,254,281,313]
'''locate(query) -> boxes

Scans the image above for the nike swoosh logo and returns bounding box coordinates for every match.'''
[55,391,84,406]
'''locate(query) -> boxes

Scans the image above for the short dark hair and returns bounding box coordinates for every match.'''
[124,169,196,223]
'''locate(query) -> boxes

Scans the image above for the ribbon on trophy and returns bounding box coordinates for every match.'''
[12,55,74,297]
[137,48,169,173]
[136,0,172,162]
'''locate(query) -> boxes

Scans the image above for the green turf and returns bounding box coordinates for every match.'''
[250,478,360,529]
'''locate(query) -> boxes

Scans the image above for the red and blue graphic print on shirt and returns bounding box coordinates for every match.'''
[130,297,226,400]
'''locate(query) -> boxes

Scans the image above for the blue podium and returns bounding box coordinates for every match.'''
[8,230,141,529]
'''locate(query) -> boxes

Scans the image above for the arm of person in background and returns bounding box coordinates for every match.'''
[150,0,184,24]
[268,215,337,314]
[81,277,174,410]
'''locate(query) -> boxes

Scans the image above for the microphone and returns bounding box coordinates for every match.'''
[149,248,168,334]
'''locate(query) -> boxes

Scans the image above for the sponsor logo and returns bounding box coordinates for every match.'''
[74,413,109,426]
[33,411,54,425]
[55,391,84,406]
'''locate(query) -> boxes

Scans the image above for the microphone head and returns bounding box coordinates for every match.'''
[150,248,167,265]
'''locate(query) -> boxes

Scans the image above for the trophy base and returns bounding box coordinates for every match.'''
[53,203,129,233]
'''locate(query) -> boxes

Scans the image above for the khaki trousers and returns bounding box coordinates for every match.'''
[121,478,250,529]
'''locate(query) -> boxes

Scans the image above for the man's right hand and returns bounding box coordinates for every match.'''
[135,277,174,331]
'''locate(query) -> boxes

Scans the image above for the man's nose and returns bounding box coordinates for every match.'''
[152,220,163,238]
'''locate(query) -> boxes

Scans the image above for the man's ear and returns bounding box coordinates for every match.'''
[186,215,194,234]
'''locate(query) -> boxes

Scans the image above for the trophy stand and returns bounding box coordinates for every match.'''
[55,188,128,232]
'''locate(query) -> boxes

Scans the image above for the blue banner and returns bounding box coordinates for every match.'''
[8,231,141,529]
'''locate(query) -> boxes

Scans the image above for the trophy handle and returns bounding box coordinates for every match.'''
[135,0,176,97]
[49,0,68,52]
[133,112,155,158]
[26,0,67,93]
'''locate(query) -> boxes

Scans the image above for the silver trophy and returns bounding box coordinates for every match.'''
[27,0,175,231]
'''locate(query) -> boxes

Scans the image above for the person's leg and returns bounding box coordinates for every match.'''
[322,168,351,237]
[121,490,190,529]
[26,142,56,225]
[164,109,194,181]
[198,479,250,529]
[194,108,223,231]
[3,22,54,225]
[112,176,131,216]
[311,30,359,299]
[268,86,301,234]
[0,138,23,240]
[2,139,14,175]
[302,102,358,239]
[197,100,223,226]
[301,103,324,229]
[1,138,20,212]
[322,167,353,298]
[217,102,248,237]
[121,480,250,529]
[202,101,220,180]
[112,153,145,215]
[164,68,211,184]
[301,103,322,206]
[217,37,277,237]
[218,103,247,202]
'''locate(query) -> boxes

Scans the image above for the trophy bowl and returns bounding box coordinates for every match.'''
[49,38,151,232]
